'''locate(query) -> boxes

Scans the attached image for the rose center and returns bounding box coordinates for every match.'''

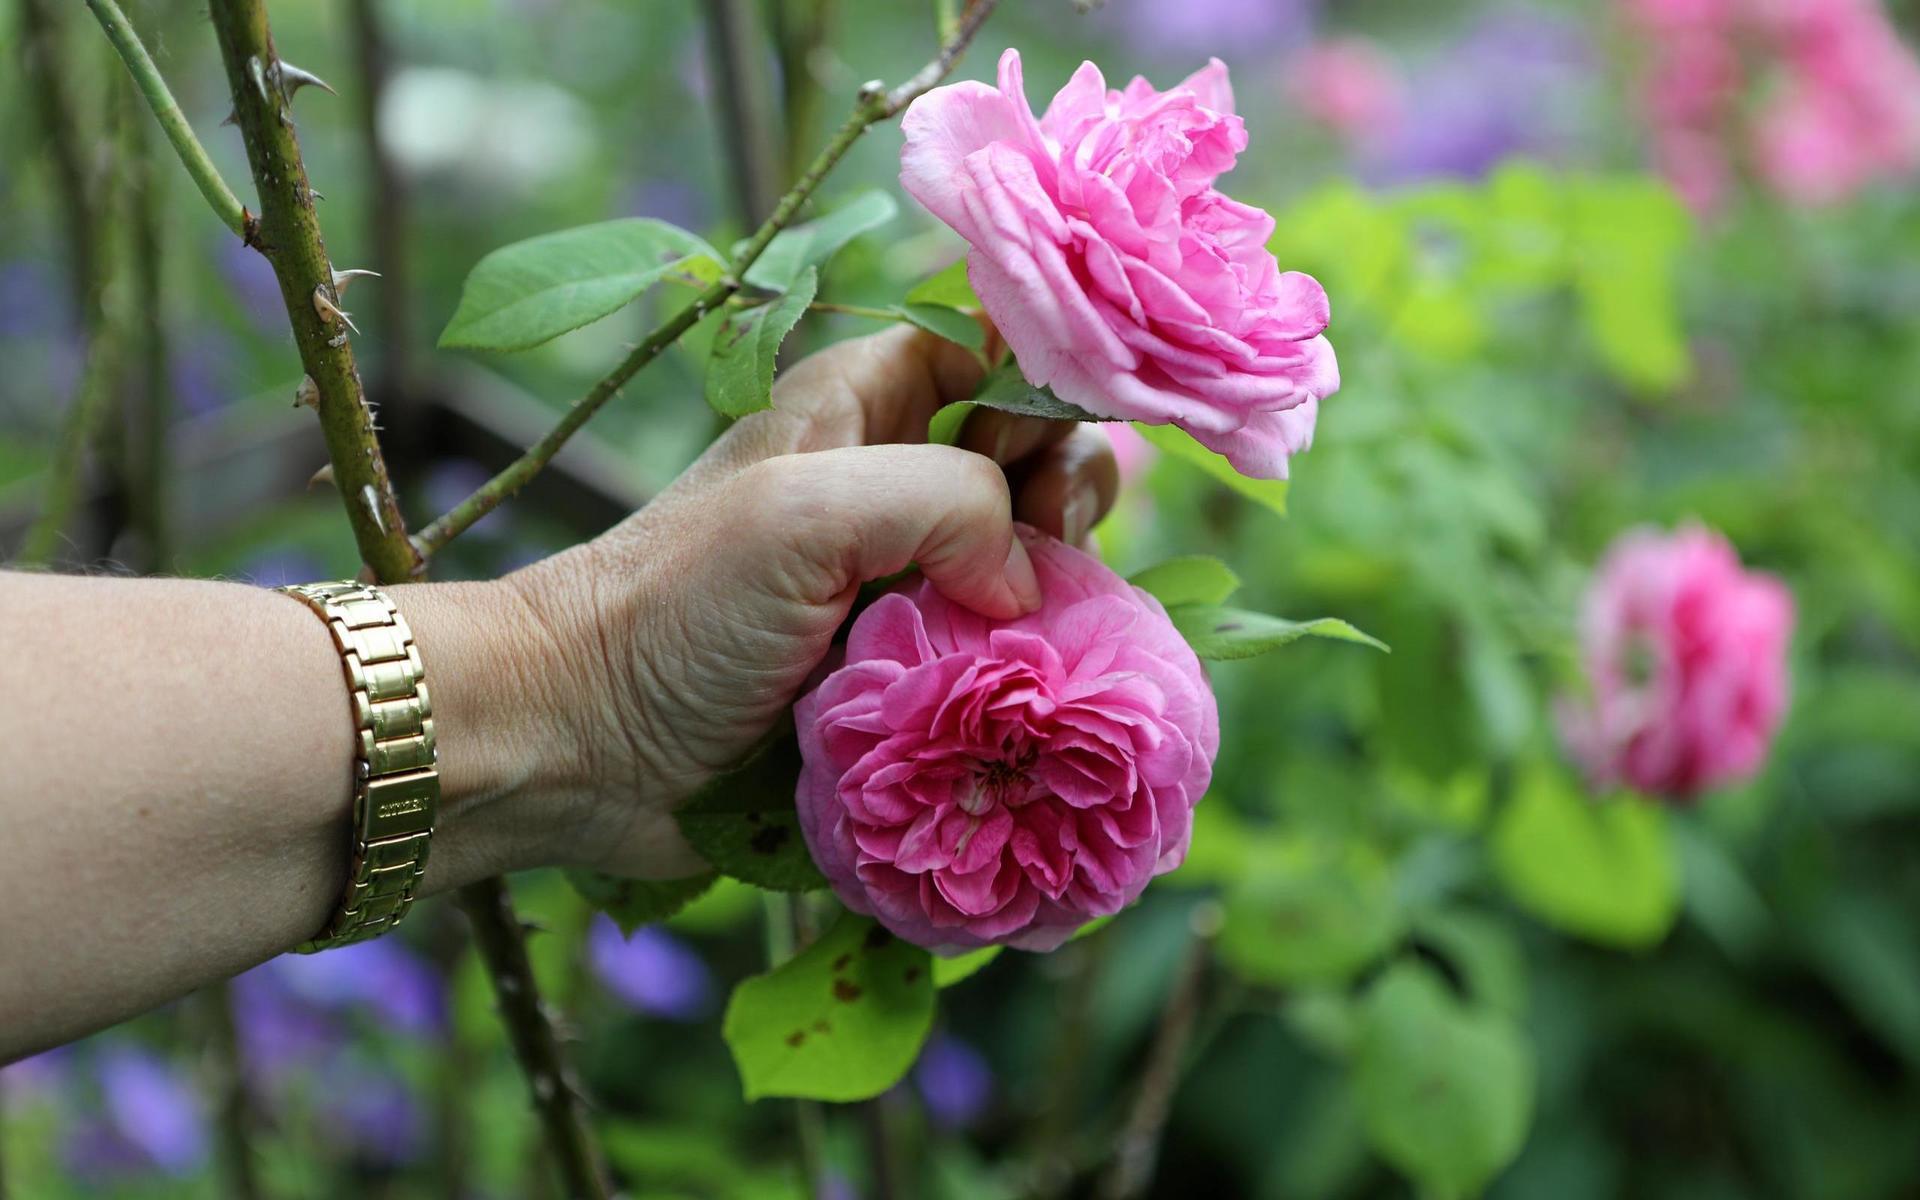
[959,753,1033,816]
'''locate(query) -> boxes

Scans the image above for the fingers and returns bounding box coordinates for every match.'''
[693,325,988,483]
[732,443,1042,620]
[1010,425,1120,545]
[954,406,1076,466]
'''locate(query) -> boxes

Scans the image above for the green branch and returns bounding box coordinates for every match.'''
[413,0,1002,557]
[85,0,247,238]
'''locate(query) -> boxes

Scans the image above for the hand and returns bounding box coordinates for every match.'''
[501,326,1120,878]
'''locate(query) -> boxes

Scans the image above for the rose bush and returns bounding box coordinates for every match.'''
[794,528,1218,952]
[900,49,1338,480]
[1558,525,1795,801]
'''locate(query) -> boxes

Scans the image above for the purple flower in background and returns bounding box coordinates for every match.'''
[912,1033,993,1130]
[170,330,243,419]
[230,968,348,1080]
[625,176,709,232]
[587,916,713,1020]
[78,1045,209,1178]
[236,548,329,589]
[316,1064,428,1166]
[0,1046,72,1103]
[1097,0,1316,62]
[261,939,448,1037]
[1359,7,1594,185]
[217,237,288,332]
[0,259,69,338]
[422,457,508,538]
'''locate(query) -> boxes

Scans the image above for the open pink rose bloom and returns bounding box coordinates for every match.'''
[794,530,1219,952]
[900,49,1338,480]
[1558,525,1794,802]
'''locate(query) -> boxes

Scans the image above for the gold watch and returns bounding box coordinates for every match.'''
[278,581,438,952]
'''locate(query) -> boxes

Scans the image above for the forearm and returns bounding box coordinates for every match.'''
[0,572,587,1058]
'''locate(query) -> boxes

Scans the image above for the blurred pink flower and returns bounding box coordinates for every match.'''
[1287,37,1407,140]
[1558,525,1794,802]
[900,49,1337,480]
[794,528,1218,952]
[1104,423,1158,488]
[1626,0,1920,209]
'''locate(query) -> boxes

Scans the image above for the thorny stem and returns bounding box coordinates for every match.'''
[346,0,416,401]
[125,89,171,570]
[727,294,903,322]
[188,985,265,1200]
[206,0,419,582]
[204,3,598,1196]
[1096,908,1220,1200]
[83,0,248,238]
[771,0,838,187]
[702,0,784,226]
[763,894,830,1197]
[459,878,610,1200]
[413,0,1001,557]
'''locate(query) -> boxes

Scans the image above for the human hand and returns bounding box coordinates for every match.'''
[500,325,1120,878]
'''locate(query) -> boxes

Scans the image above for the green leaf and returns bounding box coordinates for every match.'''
[440,218,725,352]
[1411,908,1529,1018]
[564,870,717,935]
[1167,604,1388,660]
[1567,176,1691,391]
[927,401,975,446]
[673,729,827,892]
[722,912,935,1101]
[932,946,1001,988]
[895,302,985,353]
[1490,762,1680,949]
[706,266,819,419]
[971,360,1111,422]
[1128,555,1242,608]
[742,191,899,292]
[1217,839,1402,987]
[1355,962,1535,1198]
[904,259,978,309]
[1132,422,1289,516]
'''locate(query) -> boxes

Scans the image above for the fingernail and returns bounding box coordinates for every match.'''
[1061,482,1099,546]
[1004,537,1043,613]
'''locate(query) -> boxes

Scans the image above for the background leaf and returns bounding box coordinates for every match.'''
[1217,839,1403,986]
[441,218,724,351]
[741,191,898,292]
[931,946,1001,988]
[1355,962,1535,1198]
[1491,764,1680,948]
[1129,555,1243,608]
[564,870,717,935]
[1168,604,1388,660]
[970,360,1111,422]
[673,730,828,892]
[904,259,979,309]
[722,912,935,1101]
[706,267,819,419]
[895,302,985,353]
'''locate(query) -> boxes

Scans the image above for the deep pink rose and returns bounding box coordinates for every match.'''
[794,528,1218,952]
[1287,37,1408,140]
[900,49,1338,481]
[1558,526,1794,802]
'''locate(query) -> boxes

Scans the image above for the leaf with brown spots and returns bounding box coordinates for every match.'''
[723,912,934,1102]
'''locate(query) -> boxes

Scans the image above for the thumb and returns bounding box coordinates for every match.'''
[731,443,1043,620]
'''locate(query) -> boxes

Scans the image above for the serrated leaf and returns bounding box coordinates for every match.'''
[1491,762,1679,949]
[895,302,985,353]
[1133,422,1289,516]
[931,946,1001,988]
[927,400,975,446]
[1356,963,1534,1198]
[904,259,978,309]
[673,729,827,892]
[1129,555,1242,608]
[723,912,935,1101]
[441,219,725,352]
[971,360,1111,422]
[706,266,818,419]
[564,870,718,935]
[742,191,899,292]
[1168,604,1388,660]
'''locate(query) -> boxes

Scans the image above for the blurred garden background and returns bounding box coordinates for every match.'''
[5,0,1920,1197]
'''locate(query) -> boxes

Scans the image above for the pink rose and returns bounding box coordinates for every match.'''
[900,49,1338,481]
[1287,37,1408,141]
[1558,526,1794,802]
[794,528,1219,952]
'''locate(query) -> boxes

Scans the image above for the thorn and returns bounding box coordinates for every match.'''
[275,61,337,100]
[312,286,359,334]
[307,463,335,490]
[293,375,320,409]
[331,268,380,297]
[857,78,886,105]
[519,919,549,937]
[247,55,270,106]
[220,107,237,127]
[362,484,385,536]
[309,187,325,203]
